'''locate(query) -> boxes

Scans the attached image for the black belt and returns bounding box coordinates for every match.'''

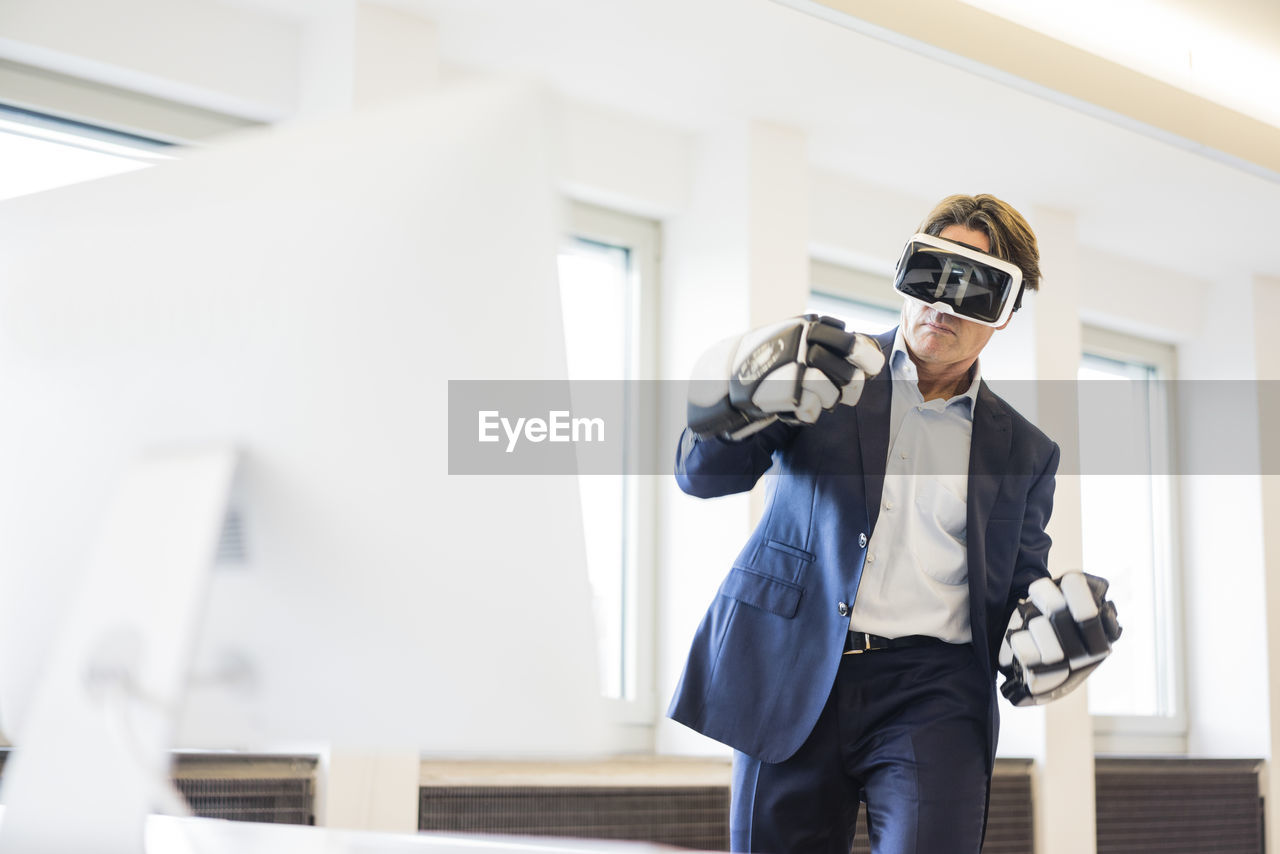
[844,631,943,655]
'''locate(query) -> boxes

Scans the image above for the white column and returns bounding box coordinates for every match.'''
[317,748,422,832]
[656,120,809,755]
[746,122,811,326]
[353,3,440,109]
[297,1,442,119]
[1180,275,1266,758]
[1252,275,1280,854]
[746,122,810,523]
[1026,207,1097,854]
[295,0,356,119]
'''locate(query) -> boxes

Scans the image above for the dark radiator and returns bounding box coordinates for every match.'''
[420,785,730,850]
[172,754,317,825]
[418,759,1033,852]
[1095,758,1263,854]
[0,749,316,825]
[1,748,1265,848]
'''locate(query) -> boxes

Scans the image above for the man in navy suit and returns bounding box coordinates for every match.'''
[669,195,1063,854]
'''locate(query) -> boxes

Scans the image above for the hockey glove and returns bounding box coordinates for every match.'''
[687,315,885,440]
[998,571,1122,707]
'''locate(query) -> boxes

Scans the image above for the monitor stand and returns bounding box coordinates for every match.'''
[0,447,238,854]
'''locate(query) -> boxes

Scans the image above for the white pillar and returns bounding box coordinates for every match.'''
[296,1,441,119]
[295,0,356,119]
[1252,275,1280,854]
[1027,207,1097,854]
[353,3,440,109]
[317,748,422,832]
[745,122,811,327]
[746,123,810,522]
[656,120,809,755]
[1176,272,1270,767]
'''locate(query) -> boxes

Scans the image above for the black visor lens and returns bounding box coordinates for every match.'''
[895,246,1014,324]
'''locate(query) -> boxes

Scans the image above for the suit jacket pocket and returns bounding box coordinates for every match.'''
[719,567,803,618]
[753,538,815,583]
[989,499,1025,522]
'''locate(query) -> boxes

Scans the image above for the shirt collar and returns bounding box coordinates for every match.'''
[890,326,982,410]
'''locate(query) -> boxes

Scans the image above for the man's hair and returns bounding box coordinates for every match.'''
[919,194,1041,292]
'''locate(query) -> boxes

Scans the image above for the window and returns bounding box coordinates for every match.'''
[0,61,256,145]
[1078,328,1183,748]
[809,259,901,335]
[556,203,658,736]
[0,106,168,202]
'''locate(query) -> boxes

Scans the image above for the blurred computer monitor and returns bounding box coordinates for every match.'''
[0,81,604,758]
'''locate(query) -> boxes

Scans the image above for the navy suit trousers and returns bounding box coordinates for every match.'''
[730,642,990,854]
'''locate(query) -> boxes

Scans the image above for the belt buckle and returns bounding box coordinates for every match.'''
[843,632,874,656]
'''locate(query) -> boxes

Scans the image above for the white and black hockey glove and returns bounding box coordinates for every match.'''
[998,572,1122,707]
[687,315,885,440]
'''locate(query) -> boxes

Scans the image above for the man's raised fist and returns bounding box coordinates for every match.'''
[687,315,885,440]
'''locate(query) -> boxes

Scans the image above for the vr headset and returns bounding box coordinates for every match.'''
[893,233,1025,328]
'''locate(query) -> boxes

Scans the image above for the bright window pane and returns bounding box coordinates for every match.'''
[557,238,632,700]
[808,291,900,335]
[1080,353,1175,717]
[0,119,155,202]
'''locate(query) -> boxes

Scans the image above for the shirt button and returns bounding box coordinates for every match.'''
[858,532,868,548]
[867,553,876,564]
[884,500,894,511]
[837,601,849,617]
[899,450,909,459]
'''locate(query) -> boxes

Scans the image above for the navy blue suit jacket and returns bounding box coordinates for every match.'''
[668,327,1060,766]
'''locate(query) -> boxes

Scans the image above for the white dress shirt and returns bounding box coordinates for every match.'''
[848,328,980,643]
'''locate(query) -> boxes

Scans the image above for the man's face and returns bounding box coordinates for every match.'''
[900,224,1007,372]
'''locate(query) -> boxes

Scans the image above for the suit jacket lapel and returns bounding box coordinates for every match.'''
[967,380,1012,650]
[856,328,897,534]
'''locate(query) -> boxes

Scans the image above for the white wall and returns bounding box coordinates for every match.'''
[1076,249,1206,343]
[1257,274,1280,854]
[559,100,691,220]
[0,0,301,121]
[809,169,928,274]
[0,0,439,124]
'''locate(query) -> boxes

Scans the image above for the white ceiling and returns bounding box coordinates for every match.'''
[1171,0,1280,39]
[388,0,1280,284]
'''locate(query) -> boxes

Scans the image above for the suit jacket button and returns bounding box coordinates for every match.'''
[858,532,868,548]
[837,601,849,617]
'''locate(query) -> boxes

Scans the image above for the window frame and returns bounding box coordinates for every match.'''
[1080,325,1188,754]
[562,201,660,748]
[0,58,257,145]
[810,258,902,314]
[808,258,903,340]
[0,105,174,207]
